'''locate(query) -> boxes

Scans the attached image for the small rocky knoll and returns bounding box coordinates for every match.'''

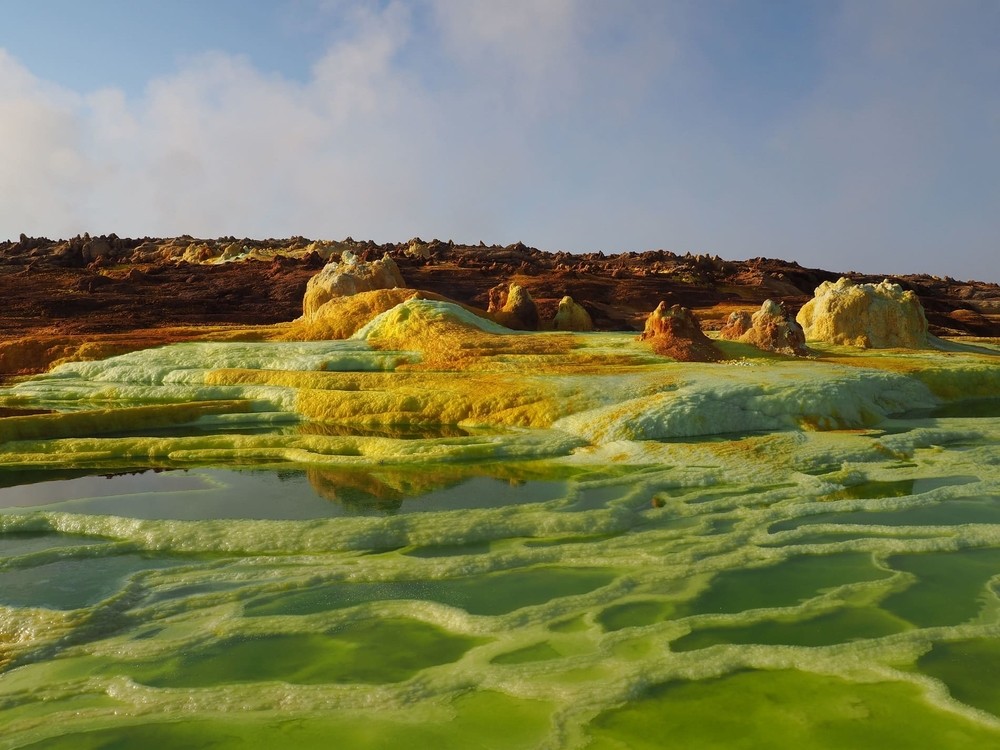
[639,302,724,362]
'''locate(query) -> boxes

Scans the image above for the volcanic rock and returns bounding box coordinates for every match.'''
[82,237,112,263]
[639,302,724,362]
[720,299,808,356]
[551,296,594,332]
[302,251,405,317]
[796,278,930,348]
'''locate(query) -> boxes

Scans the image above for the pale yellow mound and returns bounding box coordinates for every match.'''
[351,298,576,370]
[285,288,436,340]
[302,251,405,317]
[796,277,929,348]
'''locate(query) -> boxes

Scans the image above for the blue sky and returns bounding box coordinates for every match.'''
[1,0,997,281]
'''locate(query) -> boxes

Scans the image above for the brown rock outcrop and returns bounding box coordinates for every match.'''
[639,302,724,362]
[719,299,808,356]
[719,310,752,339]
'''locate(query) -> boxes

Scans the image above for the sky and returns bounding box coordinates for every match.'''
[0,0,997,281]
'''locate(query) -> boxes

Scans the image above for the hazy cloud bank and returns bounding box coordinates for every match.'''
[0,0,997,280]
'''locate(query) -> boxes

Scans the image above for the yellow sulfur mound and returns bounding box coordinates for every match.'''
[350,298,577,370]
[285,288,438,341]
[796,278,930,348]
[301,251,406,317]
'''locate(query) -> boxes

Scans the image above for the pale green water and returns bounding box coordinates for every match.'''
[1,448,999,749]
[0,339,999,748]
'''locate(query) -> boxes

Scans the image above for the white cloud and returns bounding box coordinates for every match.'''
[0,4,432,240]
[0,51,93,236]
[0,0,615,243]
[429,0,580,92]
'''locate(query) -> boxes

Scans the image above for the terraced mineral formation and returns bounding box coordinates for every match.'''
[796,278,931,348]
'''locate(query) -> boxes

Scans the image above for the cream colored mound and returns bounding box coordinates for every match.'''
[796,278,930,348]
[302,251,405,317]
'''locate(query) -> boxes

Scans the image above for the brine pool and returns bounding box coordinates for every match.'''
[0,333,998,748]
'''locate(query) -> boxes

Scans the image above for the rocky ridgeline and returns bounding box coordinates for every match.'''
[293,252,969,365]
[1,234,998,340]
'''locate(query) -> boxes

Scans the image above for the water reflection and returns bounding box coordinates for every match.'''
[305,464,571,514]
[0,407,54,418]
[297,422,470,440]
[0,464,576,520]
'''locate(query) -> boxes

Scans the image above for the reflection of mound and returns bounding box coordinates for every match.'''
[305,465,474,513]
[304,463,575,514]
[306,467,407,512]
[297,422,470,440]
